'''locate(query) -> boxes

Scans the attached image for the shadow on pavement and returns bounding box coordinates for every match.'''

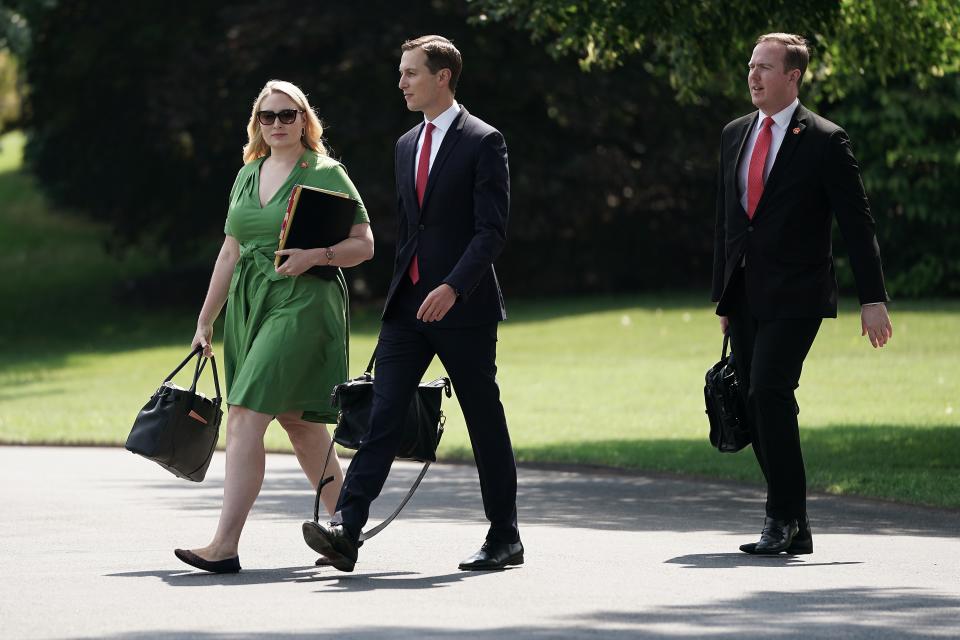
[104,567,503,591]
[72,586,960,639]
[118,460,960,539]
[664,553,864,569]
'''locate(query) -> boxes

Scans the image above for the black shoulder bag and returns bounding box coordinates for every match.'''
[125,346,224,481]
[704,334,751,453]
[310,347,450,542]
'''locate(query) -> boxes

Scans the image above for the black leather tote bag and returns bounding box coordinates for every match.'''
[125,346,224,481]
[704,334,751,453]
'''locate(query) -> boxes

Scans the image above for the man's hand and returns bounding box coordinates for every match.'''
[861,303,893,348]
[275,248,323,277]
[417,284,457,322]
[719,316,729,335]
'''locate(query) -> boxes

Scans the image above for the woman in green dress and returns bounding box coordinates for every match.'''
[175,80,374,573]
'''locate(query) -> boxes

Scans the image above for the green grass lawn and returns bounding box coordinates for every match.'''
[2,130,959,508]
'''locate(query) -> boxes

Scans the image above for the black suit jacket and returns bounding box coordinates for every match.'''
[383,107,509,326]
[712,103,888,319]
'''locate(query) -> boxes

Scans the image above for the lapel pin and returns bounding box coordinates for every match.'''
[792,127,801,134]
[299,161,308,168]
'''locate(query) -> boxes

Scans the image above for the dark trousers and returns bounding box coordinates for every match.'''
[724,270,821,520]
[335,311,519,544]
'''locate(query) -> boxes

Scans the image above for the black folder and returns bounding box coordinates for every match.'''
[275,184,358,280]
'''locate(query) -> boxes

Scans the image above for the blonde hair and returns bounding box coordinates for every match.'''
[242,80,327,164]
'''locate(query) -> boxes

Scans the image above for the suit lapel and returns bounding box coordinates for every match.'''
[727,114,757,218]
[403,123,423,213]
[731,113,757,178]
[419,107,468,216]
[754,104,808,218]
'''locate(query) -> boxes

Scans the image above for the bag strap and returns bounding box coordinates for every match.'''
[359,462,431,542]
[364,345,377,376]
[722,333,730,359]
[310,439,431,543]
[312,439,337,524]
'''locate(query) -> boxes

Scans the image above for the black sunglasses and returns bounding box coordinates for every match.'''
[256,109,304,126]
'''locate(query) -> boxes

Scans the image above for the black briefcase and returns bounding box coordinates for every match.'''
[704,334,751,453]
[330,350,449,463]
[125,346,224,481]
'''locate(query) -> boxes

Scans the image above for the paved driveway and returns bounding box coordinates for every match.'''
[1,447,958,639]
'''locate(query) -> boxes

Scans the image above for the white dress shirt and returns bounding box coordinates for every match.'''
[413,101,461,185]
[737,98,799,212]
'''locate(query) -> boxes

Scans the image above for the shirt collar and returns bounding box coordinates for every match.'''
[425,101,461,134]
[758,98,799,131]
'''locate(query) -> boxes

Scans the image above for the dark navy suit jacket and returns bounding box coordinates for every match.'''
[383,107,509,327]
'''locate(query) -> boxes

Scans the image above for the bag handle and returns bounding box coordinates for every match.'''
[722,333,730,359]
[208,355,222,404]
[165,346,223,404]
[190,352,207,393]
[164,345,204,384]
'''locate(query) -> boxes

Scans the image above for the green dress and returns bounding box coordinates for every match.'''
[223,149,369,422]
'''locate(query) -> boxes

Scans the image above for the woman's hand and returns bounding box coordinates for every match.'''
[275,248,322,277]
[192,323,214,358]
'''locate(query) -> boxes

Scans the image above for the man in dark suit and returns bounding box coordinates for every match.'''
[712,33,893,554]
[303,35,521,572]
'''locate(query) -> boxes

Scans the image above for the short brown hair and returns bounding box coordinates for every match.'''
[401,35,463,93]
[756,32,810,88]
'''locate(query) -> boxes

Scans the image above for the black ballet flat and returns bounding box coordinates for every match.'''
[174,548,241,574]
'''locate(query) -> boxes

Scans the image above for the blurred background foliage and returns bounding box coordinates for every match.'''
[2,0,959,301]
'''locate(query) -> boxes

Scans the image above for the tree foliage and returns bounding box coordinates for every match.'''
[469,0,960,102]
[825,75,960,296]
[15,1,960,299]
[20,0,744,300]
[470,0,960,296]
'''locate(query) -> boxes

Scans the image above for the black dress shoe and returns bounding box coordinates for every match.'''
[787,513,813,554]
[174,549,241,574]
[302,521,358,572]
[314,556,333,567]
[739,517,799,555]
[740,515,813,555]
[458,540,524,571]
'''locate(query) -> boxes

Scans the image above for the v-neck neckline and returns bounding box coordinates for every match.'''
[255,149,310,209]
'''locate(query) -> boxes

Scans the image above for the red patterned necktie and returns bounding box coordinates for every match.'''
[408,122,436,285]
[747,116,774,219]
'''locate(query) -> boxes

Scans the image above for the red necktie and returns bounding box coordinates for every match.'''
[747,116,774,219]
[408,122,436,285]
